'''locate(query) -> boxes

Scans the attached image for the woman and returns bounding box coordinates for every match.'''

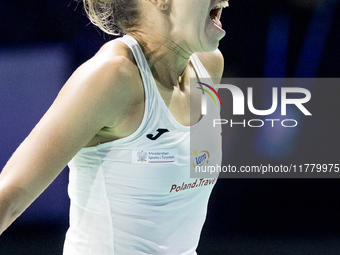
[0,0,227,254]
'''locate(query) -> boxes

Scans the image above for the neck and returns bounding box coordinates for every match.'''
[127,31,192,89]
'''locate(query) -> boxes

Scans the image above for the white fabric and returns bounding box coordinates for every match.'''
[63,35,222,255]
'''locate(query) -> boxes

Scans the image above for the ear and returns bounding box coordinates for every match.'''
[148,0,169,11]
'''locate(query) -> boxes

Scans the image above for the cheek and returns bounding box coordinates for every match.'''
[174,7,218,51]
[184,11,209,36]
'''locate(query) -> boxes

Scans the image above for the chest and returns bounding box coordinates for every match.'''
[86,65,204,147]
[155,66,203,127]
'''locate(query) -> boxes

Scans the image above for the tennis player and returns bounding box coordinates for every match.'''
[0,0,227,254]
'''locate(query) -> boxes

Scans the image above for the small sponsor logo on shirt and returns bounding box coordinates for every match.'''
[132,149,178,164]
[146,128,170,140]
[192,149,210,168]
[136,151,148,162]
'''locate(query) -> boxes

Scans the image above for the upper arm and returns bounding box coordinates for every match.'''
[0,52,141,230]
[196,49,224,79]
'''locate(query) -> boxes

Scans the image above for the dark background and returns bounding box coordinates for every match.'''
[1,0,340,254]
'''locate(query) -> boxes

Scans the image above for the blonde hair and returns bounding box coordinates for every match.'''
[82,0,140,35]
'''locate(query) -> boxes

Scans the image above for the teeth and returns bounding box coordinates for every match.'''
[213,1,229,9]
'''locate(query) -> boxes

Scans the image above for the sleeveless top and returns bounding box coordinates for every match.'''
[63,35,222,255]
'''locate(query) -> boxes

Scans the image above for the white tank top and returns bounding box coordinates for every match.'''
[63,35,222,255]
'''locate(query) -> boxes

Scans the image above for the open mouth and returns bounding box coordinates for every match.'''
[209,1,229,29]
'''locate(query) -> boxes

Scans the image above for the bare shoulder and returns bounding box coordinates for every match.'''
[195,49,224,79]
[59,39,144,127]
[70,39,141,96]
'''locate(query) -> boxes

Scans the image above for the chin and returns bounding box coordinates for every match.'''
[196,35,224,53]
[206,40,221,52]
[199,20,226,52]
[181,22,225,53]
